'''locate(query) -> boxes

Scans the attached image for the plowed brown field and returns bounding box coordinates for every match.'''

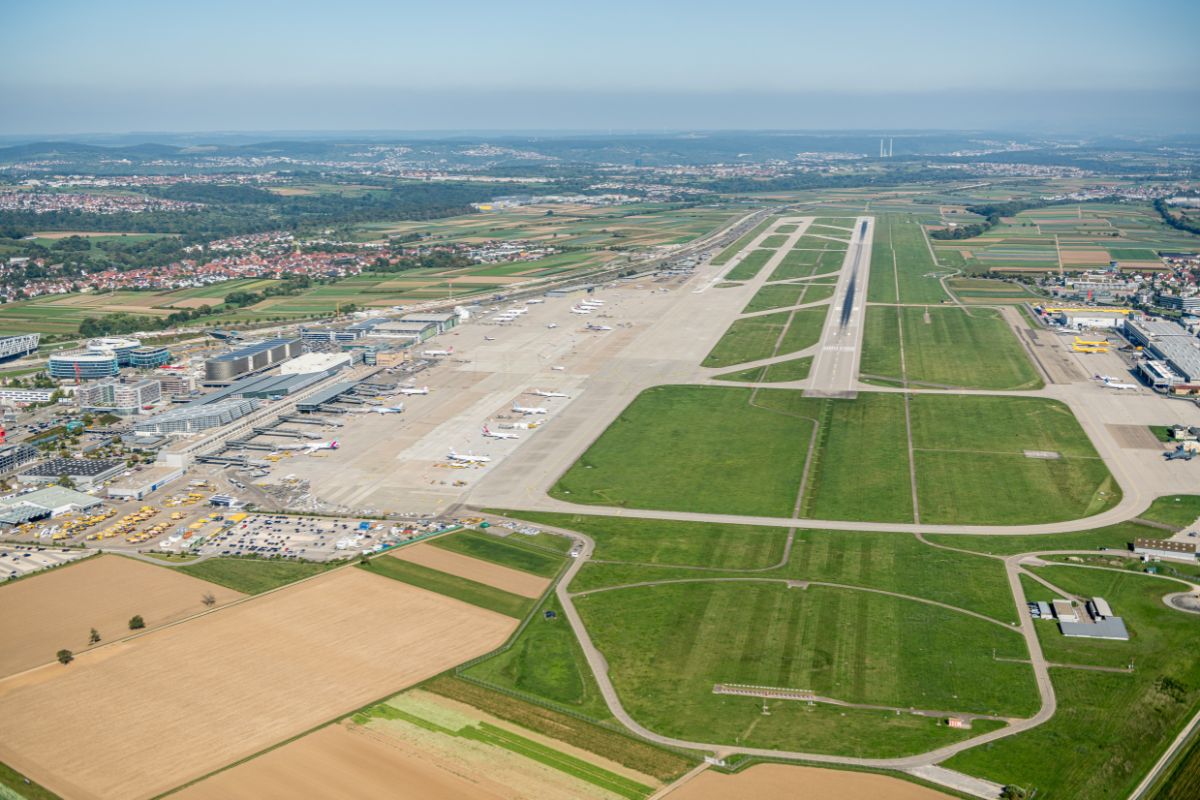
[0,568,516,800]
[668,763,952,800]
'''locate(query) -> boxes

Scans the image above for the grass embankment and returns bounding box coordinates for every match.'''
[430,529,564,577]
[0,760,59,800]
[359,557,533,618]
[175,557,341,594]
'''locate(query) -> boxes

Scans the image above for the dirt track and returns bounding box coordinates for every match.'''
[392,543,550,597]
[666,763,952,800]
[0,568,515,800]
[0,554,242,678]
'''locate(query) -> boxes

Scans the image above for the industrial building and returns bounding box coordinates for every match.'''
[1157,295,1200,313]
[0,442,38,475]
[1134,538,1198,562]
[0,486,103,526]
[75,378,162,415]
[280,352,352,375]
[1126,318,1200,387]
[134,397,259,435]
[1059,596,1130,641]
[129,345,172,369]
[400,311,458,334]
[106,465,185,501]
[18,457,125,490]
[1048,307,1133,329]
[204,337,303,383]
[48,350,120,380]
[0,333,40,363]
[86,337,142,366]
[368,320,437,342]
[154,366,195,396]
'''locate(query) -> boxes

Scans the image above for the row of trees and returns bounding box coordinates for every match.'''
[1154,199,1200,236]
[928,200,1051,241]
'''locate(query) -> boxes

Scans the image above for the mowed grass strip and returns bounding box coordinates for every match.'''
[176,557,341,594]
[861,306,1042,390]
[577,582,1037,754]
[760,234,790,249]
[712,218,776,266]
[551,386,810,517]
[360,557,533,618]
[714,356,812,383]
[702,312,789,367]
[769,248,844,281]
[429,529,564,577]
[945,567,1200,800]
[777,306,828,355]
[425,676,697,782]
[725,249,774,281]
[743,283,808,313]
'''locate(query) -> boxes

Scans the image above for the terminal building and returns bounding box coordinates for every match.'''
[204,338,303,383]
[48,350,121,380]
[18,457,125,490]
[134,397,259,436]
[75,378,162,415]
[0,333,40,363]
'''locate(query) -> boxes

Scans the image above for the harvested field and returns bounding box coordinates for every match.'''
[668,763,952,800]
[0,568,516,800]
[392,543,551,598]
[0,554,242,678]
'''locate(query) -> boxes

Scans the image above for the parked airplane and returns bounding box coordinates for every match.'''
[526,298,545,305]
[281,440,340,453]
[551,365,565,371]
[570,307,592,314]
[397,385,429,396]
[586,323,613,331]
[447,449,491,463]
[482,424,519,440]
[512,402,548,415]
[1102,381,1139,390]
[529,389,569,398]
[485,336,497,341]
[368,405,404,415]
[1094,374,1120,383]
[422,346,454,357]
[546,323,558,329]
[1165,445,1196,461]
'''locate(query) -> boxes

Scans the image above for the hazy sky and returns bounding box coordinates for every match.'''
[3,0,1197,135]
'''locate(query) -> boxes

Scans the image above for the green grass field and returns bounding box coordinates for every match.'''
[714,356,812,383]
[760,234,790,249]
[725,249,774,281]
[712,218,777,266]
[552,386,1119,525]
[946,566,1200,800]
[576,581,1034,755]
[867,215,950,304]
[429,529,564,577]
[768,248,845,281]
[701,312,790,367]
[861,306,1042,390]
[359,556,533,618]
[173,557,341,594]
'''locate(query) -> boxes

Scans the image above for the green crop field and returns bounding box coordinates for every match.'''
[553,386,1118,525]
[576,581,1034,755]
[173,557,341,594]
[359,556,533,618]
[861,306,1042,390]
[946,567,1200,800]
[714,356,812,383]
[429,529,565,577]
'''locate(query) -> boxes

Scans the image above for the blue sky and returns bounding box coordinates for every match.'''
[2,0,1197,134]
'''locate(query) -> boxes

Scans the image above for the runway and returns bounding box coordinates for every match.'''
[805,217,873,398]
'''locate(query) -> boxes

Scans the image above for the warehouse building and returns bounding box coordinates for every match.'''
[1126,318,1200,386]
[48,350,120,380]
[280,352,352,376]
[0,486,103,526]
[0,443,38,476]
[400,312,458,334]
[107,465,185,501]
[75,378,162,415]
[1134,538,1198,563]
[18,457,125,490]
[134,397,259,435]
[204,337,303,383]
[369,320,437,343]
[0,333,40,363]
[1060,596,1130,641]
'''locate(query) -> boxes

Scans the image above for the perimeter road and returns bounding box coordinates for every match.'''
[806,216,873,398]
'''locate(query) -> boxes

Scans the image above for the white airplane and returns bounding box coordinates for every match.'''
[512,402,548,415]
[529,389,569,398]
[482,424,519,440]
[397,385,429,396]
[551,365,565,371]
[368,405,404,415]
[526,298,545,305]
[546,323,558,329]
[281,440,340,453]
[586,323,613,331]
[484,336,497,341]
[447,449,491,463]
[581,300,604,307]
[570,307,592,315]
[422,346,454,357]
[1103,381,1139,390]
[1094,374,1119,382]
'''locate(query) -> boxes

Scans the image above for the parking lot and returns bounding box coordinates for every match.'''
[0,545,89,580]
